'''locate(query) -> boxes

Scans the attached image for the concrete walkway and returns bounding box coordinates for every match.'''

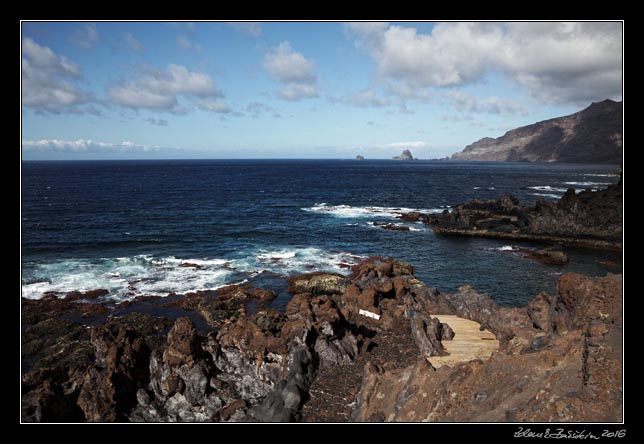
[427,315,499,368]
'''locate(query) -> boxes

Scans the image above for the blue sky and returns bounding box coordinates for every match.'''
[21,21,623,160]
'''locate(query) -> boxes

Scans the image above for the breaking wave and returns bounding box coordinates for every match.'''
[21,248,365,302]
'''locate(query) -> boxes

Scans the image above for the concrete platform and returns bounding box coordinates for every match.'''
[427,314,499,368]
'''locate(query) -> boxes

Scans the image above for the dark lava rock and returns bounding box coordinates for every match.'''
[252,288,278,302]
[179,262,202,269]
[130,318,225,422]
[430,181,622,251]
[22,256,622,424]
[352,273,622,422]
[399,211,421,222]
[21,298,171,422]
[77,323,151,422]
[250,346,316,422]
[409,314,448,357]
[378,223,410,231]
[64,288,109,302]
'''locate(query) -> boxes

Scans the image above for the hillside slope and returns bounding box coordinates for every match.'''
[451,99,622,163]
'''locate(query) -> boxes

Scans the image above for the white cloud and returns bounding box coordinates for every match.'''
[447,91,526,115]
[22,38,91,112]
[347,22,622,105]
[383,141,431,150]
[264,42,318,101]
[228,22,262,37]
[344,22,389,48]
[109,85,176,110]
[195,98,232,113]
[71,24,99,49]
[123,32,145,53]
[22,138,158,152]
[107,64,229,113]
[348,88,390,107]
[277,83,318,101]
[22,37,79,76]
[264,42,316,84]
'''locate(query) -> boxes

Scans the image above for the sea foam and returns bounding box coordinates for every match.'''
[303,203,446,218]
[21,247,365,302]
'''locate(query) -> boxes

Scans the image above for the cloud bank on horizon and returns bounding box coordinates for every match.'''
[21,21,622,160]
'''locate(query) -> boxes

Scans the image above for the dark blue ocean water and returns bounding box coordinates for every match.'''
[21,160,620,307]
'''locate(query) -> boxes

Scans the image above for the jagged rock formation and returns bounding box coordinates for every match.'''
[393,149,414,160]
[451,100,622,163]
[352,273,622,422]
[21,257,622,423]
[420,179,622,251]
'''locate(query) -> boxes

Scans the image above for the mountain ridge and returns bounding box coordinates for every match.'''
[451,99,622,163]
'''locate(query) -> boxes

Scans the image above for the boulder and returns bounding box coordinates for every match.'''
[63,288,109,302]
[286,272,349,295]
[523,247,569,265]
[399,211,421,222]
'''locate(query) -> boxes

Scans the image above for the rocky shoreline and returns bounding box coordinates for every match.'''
[403,177,622,252]
[22,255,622,422]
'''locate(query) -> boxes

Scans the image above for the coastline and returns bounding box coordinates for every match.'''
[22,258,623,423]
[422,178,622,253]
[430,228,621,252]
[21,178,623,423]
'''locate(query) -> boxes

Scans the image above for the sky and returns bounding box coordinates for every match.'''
[21,21,623,160]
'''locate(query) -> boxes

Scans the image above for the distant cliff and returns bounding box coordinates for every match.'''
[393,149,414,160]
[451,99,622,163]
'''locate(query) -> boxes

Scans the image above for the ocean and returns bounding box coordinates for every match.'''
[21,159,620,308]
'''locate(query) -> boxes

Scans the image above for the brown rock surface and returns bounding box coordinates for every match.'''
[77,324,151,422]
[351,273,622,422]
[286,272,349,295]
[22,257,622,424]
[523,247,569,265]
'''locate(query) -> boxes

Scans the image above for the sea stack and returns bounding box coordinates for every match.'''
[355,155,365,160]
[393,149,414,160]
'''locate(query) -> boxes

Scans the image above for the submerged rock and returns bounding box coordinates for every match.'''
[374,222,410,231]
[523,247,569,265]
